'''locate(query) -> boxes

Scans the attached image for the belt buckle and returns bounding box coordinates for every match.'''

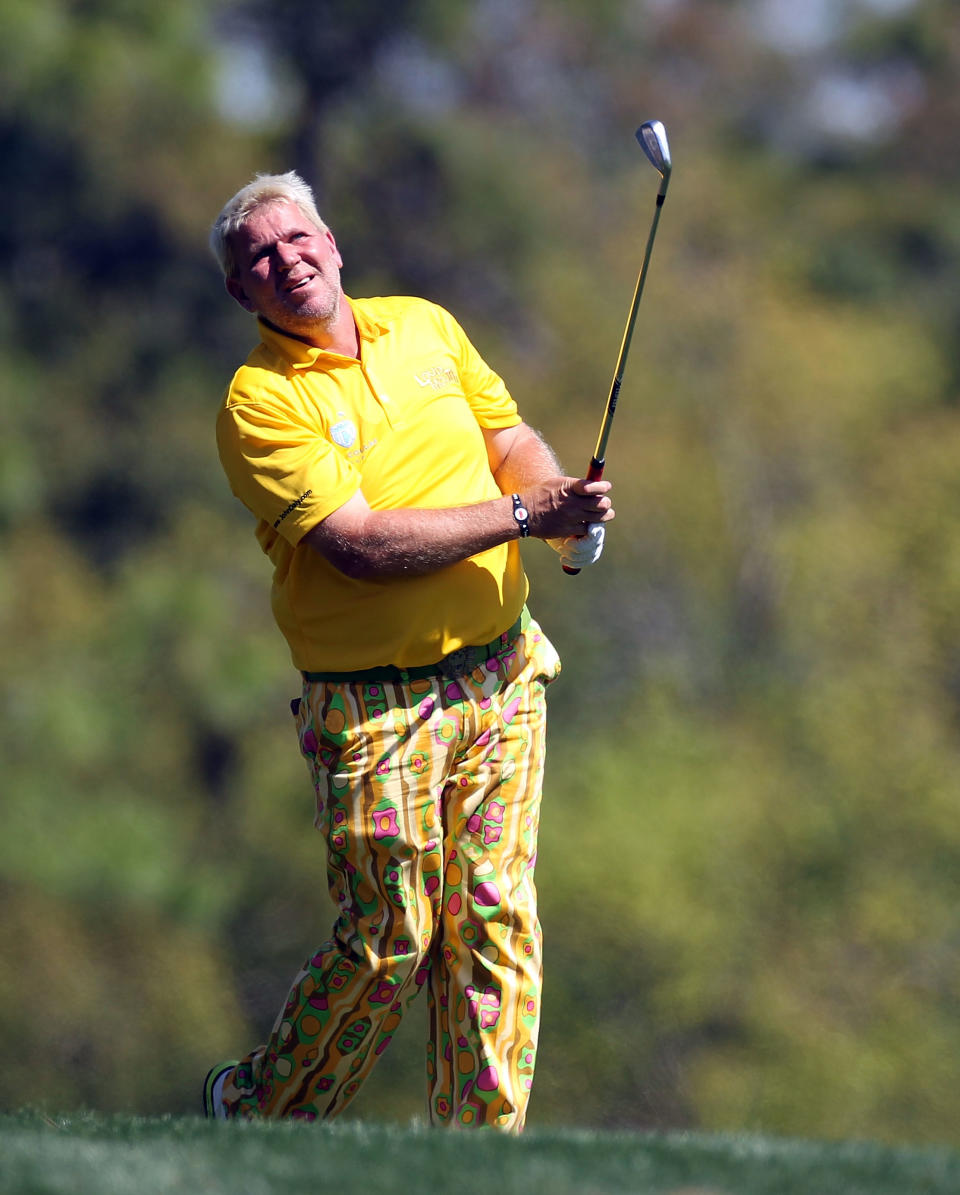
[438,645,475,680]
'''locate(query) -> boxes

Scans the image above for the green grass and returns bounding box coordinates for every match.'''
[2,1111,959,1195]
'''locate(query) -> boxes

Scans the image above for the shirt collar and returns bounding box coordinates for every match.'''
[256,297,390,369]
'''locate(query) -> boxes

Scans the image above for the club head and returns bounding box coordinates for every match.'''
[636,120,671,185]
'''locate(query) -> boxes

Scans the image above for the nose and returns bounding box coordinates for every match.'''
[275,240,300,268]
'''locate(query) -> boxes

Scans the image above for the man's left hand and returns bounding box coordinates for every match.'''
[547,523,605,569]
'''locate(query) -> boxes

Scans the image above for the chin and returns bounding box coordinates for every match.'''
[291,289,339,319]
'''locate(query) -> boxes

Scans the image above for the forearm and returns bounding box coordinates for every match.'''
[304,494,520,580]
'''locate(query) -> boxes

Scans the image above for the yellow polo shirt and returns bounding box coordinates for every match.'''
[216,295,529,671]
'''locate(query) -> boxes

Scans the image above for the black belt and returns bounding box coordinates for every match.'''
[302,608,528,685]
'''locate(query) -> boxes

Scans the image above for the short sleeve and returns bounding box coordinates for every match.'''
[216,393,361,545]
[435,307,520,430]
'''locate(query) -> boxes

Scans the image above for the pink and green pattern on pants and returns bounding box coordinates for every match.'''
[221,619,561,1132]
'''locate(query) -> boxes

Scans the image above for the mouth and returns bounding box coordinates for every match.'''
[283,274,315,295]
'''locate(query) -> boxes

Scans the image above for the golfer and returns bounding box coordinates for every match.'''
[204,171,613,1131]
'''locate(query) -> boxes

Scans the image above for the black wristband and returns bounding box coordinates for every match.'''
[511,493,530,538]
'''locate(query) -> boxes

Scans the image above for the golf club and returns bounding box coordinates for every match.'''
[564,118,672,575]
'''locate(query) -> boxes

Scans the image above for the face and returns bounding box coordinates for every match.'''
[226,200,345,342]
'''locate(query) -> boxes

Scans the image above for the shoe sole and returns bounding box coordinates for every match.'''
[202,1061,238,1119]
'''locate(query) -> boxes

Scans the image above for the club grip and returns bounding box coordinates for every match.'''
[562,458,605,576]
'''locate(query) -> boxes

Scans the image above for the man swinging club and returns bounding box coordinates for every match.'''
[203,170,613,1131]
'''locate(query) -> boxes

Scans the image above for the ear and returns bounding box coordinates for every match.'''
[225,275,256,313]
[323,228,344,270]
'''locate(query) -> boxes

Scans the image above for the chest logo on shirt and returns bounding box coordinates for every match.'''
[414,365,459,392]
[331,419,358,449]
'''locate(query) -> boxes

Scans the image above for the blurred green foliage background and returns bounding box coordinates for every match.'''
[3,0,960,1145]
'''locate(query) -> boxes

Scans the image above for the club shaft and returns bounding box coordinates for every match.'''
[590,192,665,468]
[564,198,664,577]
[565,120,670,579]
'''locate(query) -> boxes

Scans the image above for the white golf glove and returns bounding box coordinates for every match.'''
[548,523,605,569]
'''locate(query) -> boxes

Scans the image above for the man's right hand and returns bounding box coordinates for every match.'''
[521,476,615,541]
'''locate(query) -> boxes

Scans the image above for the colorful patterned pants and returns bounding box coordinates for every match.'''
[222,619,561,1131]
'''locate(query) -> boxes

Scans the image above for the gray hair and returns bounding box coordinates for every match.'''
[209,170,329,277]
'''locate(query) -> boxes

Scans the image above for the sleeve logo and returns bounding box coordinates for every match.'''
[274,489,313,528]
